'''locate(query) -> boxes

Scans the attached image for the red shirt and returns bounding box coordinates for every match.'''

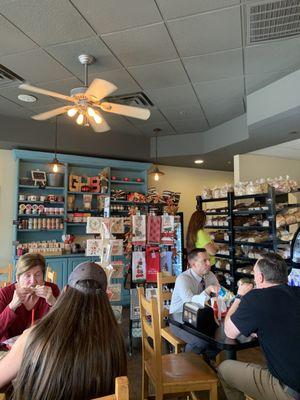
[0,282,60,342]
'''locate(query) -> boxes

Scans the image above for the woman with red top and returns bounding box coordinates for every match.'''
[0,253,60,343]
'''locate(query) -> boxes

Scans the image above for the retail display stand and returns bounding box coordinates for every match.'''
[197,186,300,290]
[128,211,184,355]
[12,149,151,307]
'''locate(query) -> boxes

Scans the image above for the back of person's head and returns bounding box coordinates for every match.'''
[256,254,288,285]
[16,253,46,277]
[187,248,207,265]
[186,210,206,253]
[13,262,127,400]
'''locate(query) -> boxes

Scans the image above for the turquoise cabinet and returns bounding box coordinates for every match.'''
[67,256,98,276]
[45,257,68,289]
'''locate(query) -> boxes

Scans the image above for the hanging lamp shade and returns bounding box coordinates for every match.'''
[149,165,165,181]
[149,128,165,181]
[48,117,64,173]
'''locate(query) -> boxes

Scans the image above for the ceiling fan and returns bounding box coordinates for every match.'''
[18,54,151,132]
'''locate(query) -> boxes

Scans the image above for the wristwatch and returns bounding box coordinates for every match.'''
[235,294,243,300]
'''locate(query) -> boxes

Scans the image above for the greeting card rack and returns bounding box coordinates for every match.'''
[128,209,184,355]
[196,186,300,291]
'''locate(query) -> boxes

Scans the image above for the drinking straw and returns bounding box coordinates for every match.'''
[31,308,35,326]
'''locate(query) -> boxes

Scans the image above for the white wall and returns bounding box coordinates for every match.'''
[148,165,233,241]
[0,150,15,265]
[234,154,300,184]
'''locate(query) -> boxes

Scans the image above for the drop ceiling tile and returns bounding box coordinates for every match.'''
[0,0,95,46]
[138,121,176,136]
[159,104,206,121]
[245,69,295,94]
[71,0,162,34]
[245,37,300,74]
[0,49,72,84]
[172,118,209,133]
[101,23,178,67]
[194,77,244,105]
[194,77,244,126]
[87,69,140,95]
[203,97,244,127]
[157,0,240,19]
[0,95,33,118]
[101,114,143,135]
[128,59,189,89]
[146,84,199,108]
[132,108,167,126]
[35,77,84,95]
[0,84,60,110]
[0,15,37,56]
[183,48,243,83]
[167,6,242,57]
[46,37,121,78]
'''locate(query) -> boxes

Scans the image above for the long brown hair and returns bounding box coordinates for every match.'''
[186,210,206,253]
[13,280,127,400]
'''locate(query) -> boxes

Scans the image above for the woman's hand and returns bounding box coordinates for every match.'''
[34,285,56,306]
[9,285,33,312]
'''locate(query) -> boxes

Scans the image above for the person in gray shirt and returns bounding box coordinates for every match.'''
[170,248,220,356]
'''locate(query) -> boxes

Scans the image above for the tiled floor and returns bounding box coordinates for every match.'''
[121,308,266,399]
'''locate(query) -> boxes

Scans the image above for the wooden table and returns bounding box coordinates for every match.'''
[168,312,259,360]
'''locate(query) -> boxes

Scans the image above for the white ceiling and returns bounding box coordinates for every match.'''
[251,138,300,160]
[0,0,300,169]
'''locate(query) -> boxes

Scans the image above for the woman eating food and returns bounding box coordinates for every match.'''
[0,253,60,343]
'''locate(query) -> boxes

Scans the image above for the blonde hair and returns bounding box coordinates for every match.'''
[16,253,46,277]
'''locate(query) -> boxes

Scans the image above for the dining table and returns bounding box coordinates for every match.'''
[168,312,259,360]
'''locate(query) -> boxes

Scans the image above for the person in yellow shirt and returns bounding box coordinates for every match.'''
[186,210,218,265]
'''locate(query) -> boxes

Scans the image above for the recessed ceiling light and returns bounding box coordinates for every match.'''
[18,94,37,103]
[194,159,204,164]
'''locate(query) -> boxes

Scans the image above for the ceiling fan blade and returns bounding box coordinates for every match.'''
[85,79,117,101]
[19,83,74,102]
[87,115,111,133]
[99,102,150,120]
[31,106,71,121]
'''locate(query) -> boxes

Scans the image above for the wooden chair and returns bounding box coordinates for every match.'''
[92,376,129,400]
[245,396,255,400]
[45,266,57,284]
[156,272,186,353]
[0,264,13,287]
[138,287,218,400]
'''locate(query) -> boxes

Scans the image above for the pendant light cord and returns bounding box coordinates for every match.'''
[54,117,58,158]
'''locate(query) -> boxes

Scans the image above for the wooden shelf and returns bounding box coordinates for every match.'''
[18,214,64,218]
[19,185,64,190]
[67,191,108,195]
[17,229,63,232]
[110,180,144,185]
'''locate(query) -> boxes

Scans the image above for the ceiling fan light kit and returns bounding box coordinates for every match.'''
[18,54,150,133]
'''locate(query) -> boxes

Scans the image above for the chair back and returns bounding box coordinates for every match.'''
[92,376,129,400]
[156,272,176,329]
[137,287,163,390]
[0,264,13,287]
[45,266,57,284]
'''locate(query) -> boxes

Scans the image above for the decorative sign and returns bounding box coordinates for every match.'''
[31,170,46,186]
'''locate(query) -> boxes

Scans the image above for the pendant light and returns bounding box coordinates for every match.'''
[149,128,165,181]
[49,117,64,173]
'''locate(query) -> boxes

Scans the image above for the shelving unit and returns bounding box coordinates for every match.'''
[13,149,152,301]
[197,186,300,290]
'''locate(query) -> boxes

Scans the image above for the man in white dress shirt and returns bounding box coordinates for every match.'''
[170,248,220,355]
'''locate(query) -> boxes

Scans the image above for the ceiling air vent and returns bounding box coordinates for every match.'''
[246,0,300,44]
[0,64,23,88]
[106,91,154,107]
